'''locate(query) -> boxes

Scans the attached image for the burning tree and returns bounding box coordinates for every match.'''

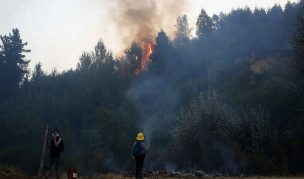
[123,40,153,76]
[124,41,143,76]
[149,30,171,75]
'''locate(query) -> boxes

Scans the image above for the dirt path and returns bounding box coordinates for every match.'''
[56,173,304,179]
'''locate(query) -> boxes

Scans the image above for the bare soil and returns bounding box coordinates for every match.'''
[56,173,304,179]
[1,165,303,179]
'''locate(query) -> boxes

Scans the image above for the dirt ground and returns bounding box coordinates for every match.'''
[43,173,304,179]
[0,165,36,179]
[1,165,303,179]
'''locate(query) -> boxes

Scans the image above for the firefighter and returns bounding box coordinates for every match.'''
[133,133,147,179]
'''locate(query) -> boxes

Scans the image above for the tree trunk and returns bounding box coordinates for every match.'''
[38,124,49,178]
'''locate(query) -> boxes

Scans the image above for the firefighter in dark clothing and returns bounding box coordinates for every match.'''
[45,129,62,179]
[133,133,147,179]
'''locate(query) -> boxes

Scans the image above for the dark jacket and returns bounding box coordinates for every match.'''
[49,137,62,158]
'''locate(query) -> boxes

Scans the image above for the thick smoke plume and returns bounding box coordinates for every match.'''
[109,0,192,49]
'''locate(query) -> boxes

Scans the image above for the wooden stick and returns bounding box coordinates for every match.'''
[38,124,49,178]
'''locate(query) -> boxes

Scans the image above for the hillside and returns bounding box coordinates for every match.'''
[0,0,304,176]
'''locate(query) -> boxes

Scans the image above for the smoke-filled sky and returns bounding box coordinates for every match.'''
[0,0,297,72]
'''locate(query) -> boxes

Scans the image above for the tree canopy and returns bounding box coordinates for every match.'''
[0,28,30,101]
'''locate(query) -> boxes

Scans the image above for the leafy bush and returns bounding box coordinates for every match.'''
[171,88,278,174]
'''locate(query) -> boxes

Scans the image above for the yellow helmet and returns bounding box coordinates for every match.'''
[137,133,144,140]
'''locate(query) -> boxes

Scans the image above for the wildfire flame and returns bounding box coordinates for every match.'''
[135,69,139,75]
[141,43,153,71]
[119,43,153,77]
[148,44,152,62]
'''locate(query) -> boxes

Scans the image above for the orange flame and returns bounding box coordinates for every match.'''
[120,44,153,76]
[135,69,139,75]
[147,44,152,62]
[141,43,153,71]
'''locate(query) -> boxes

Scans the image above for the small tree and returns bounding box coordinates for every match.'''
[94,38,107,64]
[77,51,92,71]
[174,14,193,46]
[31,62,44,82]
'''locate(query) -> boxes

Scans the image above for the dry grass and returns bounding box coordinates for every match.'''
[0,164,36,179]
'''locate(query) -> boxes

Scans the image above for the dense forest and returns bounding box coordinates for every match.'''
[1,0,304,176]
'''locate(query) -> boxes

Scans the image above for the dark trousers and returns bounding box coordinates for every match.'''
[46,155,60,171]
[135,155,145,178]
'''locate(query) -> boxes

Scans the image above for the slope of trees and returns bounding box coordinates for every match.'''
[0,0,304,176]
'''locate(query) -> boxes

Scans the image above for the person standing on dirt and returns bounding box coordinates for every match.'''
[45,129,63,179]
[133,132,147,179]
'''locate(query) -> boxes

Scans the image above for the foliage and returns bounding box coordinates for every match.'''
[0,0,304,175]
[31,62,45,82]
[196,8,215,39]
[174,14,193,46]
[290,6,304,121]
[171,88,278,174]
[124,41,143,77]
[149,30,171,75]
[77,51,93,71]
[0,28,30,101]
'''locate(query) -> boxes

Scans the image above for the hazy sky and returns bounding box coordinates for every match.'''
[0,0,298,73]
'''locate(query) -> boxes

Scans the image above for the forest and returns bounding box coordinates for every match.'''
[0,0,304,176]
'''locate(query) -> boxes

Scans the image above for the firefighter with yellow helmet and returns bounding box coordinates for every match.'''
[133,132,147,179]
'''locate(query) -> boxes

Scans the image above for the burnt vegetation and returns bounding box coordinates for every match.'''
[1,0,304,176]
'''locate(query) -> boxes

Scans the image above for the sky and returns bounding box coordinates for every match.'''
[0,0,298,73]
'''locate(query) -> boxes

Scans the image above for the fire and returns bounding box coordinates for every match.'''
[147,44,152,62]
[119,43,153,77]
[135,69,139,75]
[141,43,153,71]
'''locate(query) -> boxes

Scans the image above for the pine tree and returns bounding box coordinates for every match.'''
[77,51,92,71]
[0,28,30,101]
[94,38,106,64]
[31,62,44,82]
[149,29,171,75]
[124,41,143,76]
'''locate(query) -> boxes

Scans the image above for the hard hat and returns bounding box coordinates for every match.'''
[137,133,144,140]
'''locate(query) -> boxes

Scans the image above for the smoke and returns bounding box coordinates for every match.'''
[126,75,180,170]
[108,0,192,50]
[105,1,192,168]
